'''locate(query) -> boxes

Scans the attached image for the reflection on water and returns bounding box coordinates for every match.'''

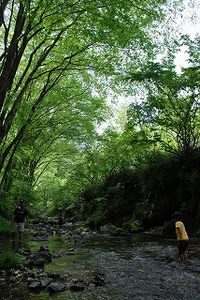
[0,231,200,300]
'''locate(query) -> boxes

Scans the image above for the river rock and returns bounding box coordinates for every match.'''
[29,258,45,268]
[48,282,66,293]
[70,285,85,292]
[91,274,105,286]
[28,247,52,268]
[145,226,163,236]
[100,224,117,233]
[40,277,53,287]
[47,272,61,279]
[31,235,49,241]
[29,281,42,293]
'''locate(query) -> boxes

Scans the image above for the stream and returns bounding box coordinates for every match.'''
[0,225,200,300]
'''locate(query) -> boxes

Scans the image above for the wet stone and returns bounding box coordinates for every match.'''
[48,282,66,293]
[40,276,53,287]
[47,272,61,279]
[69,285,85,292]
[1,224,200,299]
[29,281,43,294]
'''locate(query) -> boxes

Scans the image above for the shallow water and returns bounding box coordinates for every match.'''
[1,231,200,300]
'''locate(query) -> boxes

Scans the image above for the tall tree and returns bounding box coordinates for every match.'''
[0,0,166,195]
[125,36,200,158]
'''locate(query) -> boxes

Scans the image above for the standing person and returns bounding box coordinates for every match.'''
[172,211,189,263]
[58,213,63,230]
[12,200,29,244]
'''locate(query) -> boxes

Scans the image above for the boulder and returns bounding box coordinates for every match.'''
[48,282,66,293]
[28,247,52,268]
[70,285,85,292]
[29,281,42,293]
[40,277,53,287]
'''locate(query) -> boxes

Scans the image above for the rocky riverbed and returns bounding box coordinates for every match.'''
[0,222,200,299]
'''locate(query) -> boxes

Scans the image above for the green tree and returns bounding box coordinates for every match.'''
[126,36,200,158]
[119,35,200,226]
[0,0,167,200]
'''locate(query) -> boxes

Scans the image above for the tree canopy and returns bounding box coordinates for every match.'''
[0,0,199,231]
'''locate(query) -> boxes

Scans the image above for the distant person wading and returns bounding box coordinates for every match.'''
[12,200,29,245]
[172,211,189,263]
[58,213,63,230]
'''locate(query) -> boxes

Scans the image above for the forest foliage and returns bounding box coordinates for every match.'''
[0,0,199,232]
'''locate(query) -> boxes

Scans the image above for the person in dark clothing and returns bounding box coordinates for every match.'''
[58,213,63,230]
[12,200,29,244]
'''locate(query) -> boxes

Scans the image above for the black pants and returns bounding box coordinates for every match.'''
[178,240,189,255]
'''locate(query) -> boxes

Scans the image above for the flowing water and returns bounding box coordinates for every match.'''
[0,228,200,300]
